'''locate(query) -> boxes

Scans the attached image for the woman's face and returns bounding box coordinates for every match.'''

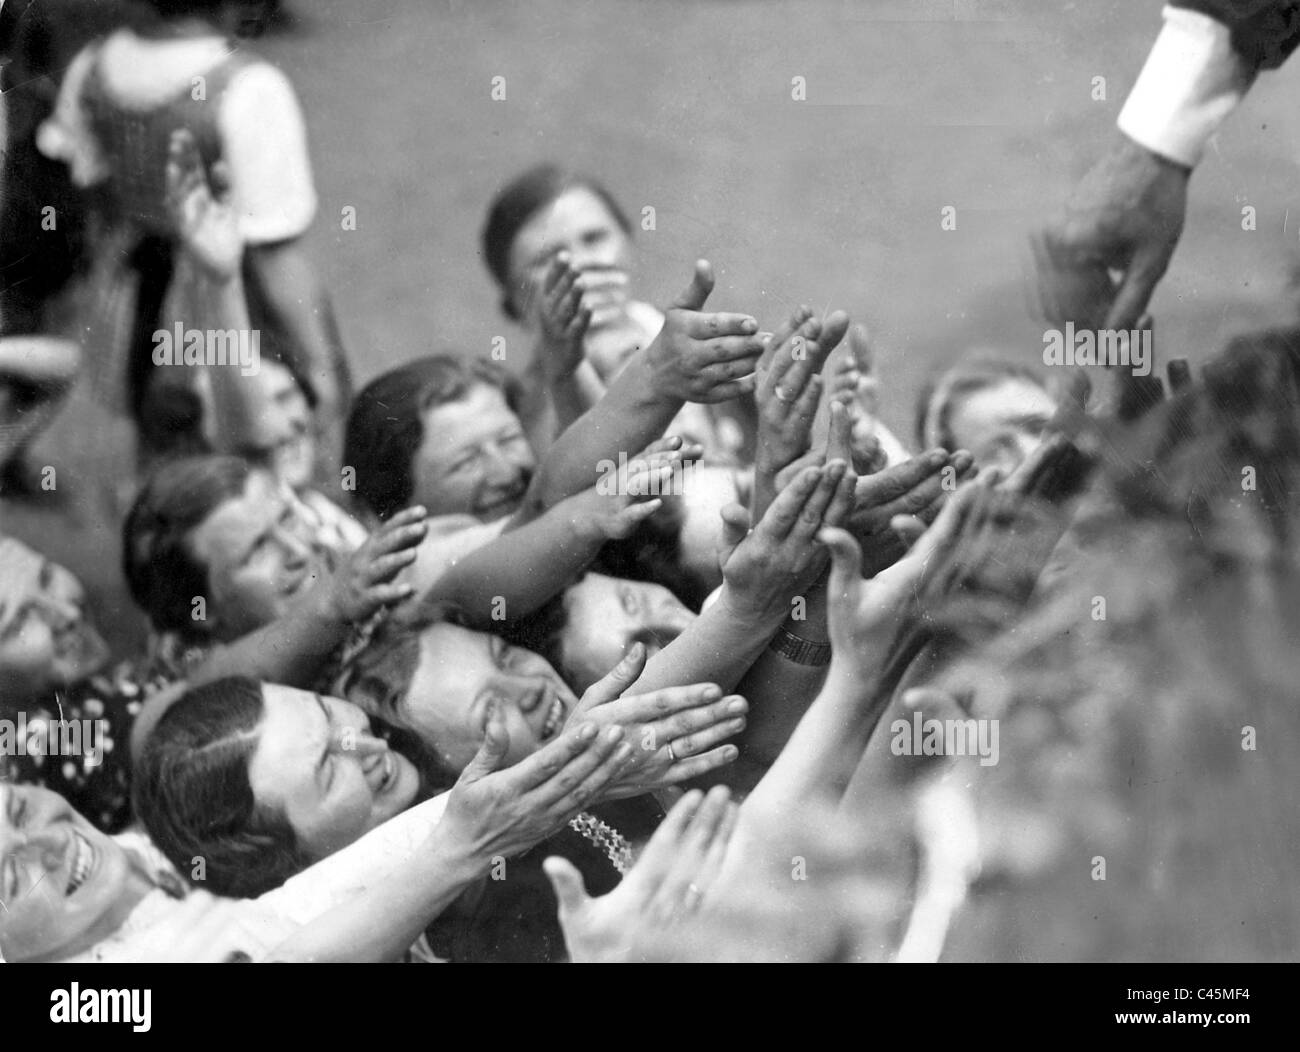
[411,384,537,522]
[402,623,579,773]
[506,187,634,321]
[0,785,141,962]
[247,684,421,861]
[255,360,315,492]
[559,574,695,693]
[0,538,109,700]
[948,379,1057,476]
[187,470,335,640]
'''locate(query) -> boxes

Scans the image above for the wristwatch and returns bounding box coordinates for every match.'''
[767,626,832,666]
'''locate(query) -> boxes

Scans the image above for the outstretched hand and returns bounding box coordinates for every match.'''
[645,260,767,404]
[545,785,739,963]
[1033,133,1188,332]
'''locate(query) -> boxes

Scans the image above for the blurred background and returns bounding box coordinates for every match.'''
[8,0,1300,656]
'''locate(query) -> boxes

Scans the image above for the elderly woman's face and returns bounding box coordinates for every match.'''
[948,379,1056,476]
[559,574,695,693]
[247,684,421,861]
[0,785,139,962]
[412,384,537,523]
[0,537,109,700]
[402,622,578,773]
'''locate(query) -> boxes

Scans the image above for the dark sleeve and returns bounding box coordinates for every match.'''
[1172,0,1300,69]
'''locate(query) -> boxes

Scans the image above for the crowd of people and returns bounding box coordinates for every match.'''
[1,0,1297,963]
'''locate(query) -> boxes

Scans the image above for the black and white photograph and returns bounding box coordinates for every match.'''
[0,0,1293,1010]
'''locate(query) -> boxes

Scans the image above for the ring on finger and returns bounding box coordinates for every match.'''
[666,741,678,763]
[684,883,703,911]
[773,385,793,403]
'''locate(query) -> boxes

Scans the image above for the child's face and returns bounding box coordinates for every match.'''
[411,384,536,522]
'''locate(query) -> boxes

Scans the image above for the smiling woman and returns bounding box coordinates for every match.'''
[134,676,422,898]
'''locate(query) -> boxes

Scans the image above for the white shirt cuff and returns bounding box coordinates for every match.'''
[1117,5,1254,169]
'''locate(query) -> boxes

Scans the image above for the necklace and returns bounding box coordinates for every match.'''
[568,812,632,875]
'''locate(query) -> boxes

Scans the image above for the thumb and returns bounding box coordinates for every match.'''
[1103,250,1166,333]
[458,702,510,784]
[717,502,751,562]
[849,322,875,375]
[581,641,649,709]
[817,526,863,595]
[543,856,591,915]
[672,259,714,311]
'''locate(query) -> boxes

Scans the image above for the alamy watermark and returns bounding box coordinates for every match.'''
[890,713,999,767]
[152,324,261,376]
[1042,323,1151,377]
[0,714,106,767]
[596,451,699,497]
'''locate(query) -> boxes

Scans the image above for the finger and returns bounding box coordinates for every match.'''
[636,788,704,873]
[703,375,758,402]
[650,691,746,740]
[827,399,854,464]
[457,702,511,784]
[364,582,416,607]
[672,259,715,311]
[824,465,857,529]
[856,450,947,508]
[692,800,740,898]
[542,253,573,297]
[905,482,983,567]
[652,785,733,913]
[661,713,747,761]
[547,729,634,814]
[817,526,864,600]
[691,335,759,364]
[580,642,650,710]
[661,743,739,782]
[369,519,428,557]
[542,856,591,915]
[1104,248,1169,333]
[361,548,419,583]
[700,352,766,384]
[612,499,664,533]
[758,304,814,374]
[816,310,851,356]
[848,322,875,375]
[901,687,971,721]
[792,460,845,538]
[511,721,599,792]
[889,515,927,548]
[764,466,822,538]
[685,311,761,340]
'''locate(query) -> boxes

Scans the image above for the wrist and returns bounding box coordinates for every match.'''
[1117,5,1252,168]
[715,582,788,632]
[426,822,493,883]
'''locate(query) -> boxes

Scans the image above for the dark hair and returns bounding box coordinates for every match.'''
[133,676,309,898]
[343,354,524,522]
[123,454,253,638]
[915,355,1053,452]
[481,164,632,319]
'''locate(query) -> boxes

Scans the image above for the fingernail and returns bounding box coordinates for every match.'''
[607,726,625,743]
[578,723,597,740]
[726,697,746,714]
[703,684,723,700]
[615,743,633,761]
